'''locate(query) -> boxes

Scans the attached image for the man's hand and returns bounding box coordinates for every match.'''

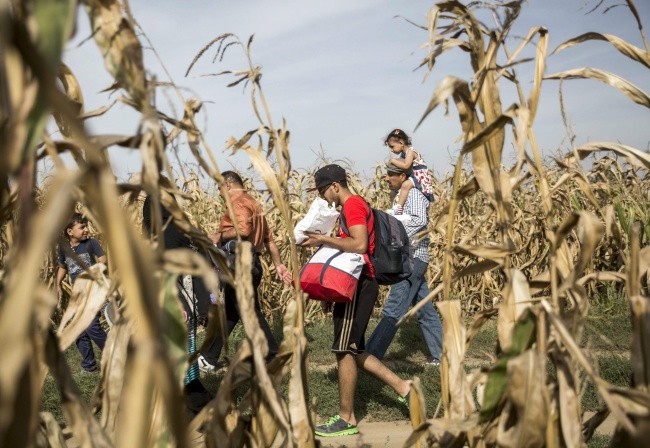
[276,264,293,284]
[55,285,62,300]
[298,231,325,247]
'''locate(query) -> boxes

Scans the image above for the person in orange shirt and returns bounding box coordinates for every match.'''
[198,171,292,373]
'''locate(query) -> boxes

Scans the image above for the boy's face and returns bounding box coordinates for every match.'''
[67,222,89,242]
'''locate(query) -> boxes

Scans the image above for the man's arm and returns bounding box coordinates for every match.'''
[403,189,429,238]
[264,239,292,284]
[301,224,368,254]
[389,150,416,169]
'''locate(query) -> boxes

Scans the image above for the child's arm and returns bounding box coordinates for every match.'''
[389,150,416,169]
[90,239,107,264]
[55,265,67,299]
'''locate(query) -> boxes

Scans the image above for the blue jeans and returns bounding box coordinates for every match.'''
[76,314,107,370]
[366,258,442,361]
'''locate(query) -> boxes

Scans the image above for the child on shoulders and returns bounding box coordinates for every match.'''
[384,128,433,214]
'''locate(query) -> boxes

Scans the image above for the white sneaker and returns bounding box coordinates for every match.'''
[197,355,217,374]
[425,359,440,367]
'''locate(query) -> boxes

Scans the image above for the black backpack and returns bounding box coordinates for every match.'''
[340,203,412,285]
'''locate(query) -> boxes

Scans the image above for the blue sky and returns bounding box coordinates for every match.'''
[60,0,649,182]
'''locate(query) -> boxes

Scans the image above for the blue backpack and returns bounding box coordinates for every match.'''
[340,204,412,285]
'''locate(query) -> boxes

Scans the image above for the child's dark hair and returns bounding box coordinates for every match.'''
[384,128,412,146]
[64,213,87,239]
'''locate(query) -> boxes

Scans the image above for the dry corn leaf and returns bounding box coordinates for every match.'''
[436,300,475,418]
[553,32,650,69]
[82,0,147,106]
[408,377,428,448]
[555,355,583,448]
[546,68,650,108]
[43,329,112,447]
[0,171,78,443]
[481,309,536,423]
[99,318,132,438]
[53,63,84,138]
[573,142,650,171]
[233,243,291,435]
[498,269,532,353]
[496,350,547,448]
[455,239,517,263]
[57,263,111,350]
[282,301,316,447]
[35,412,67,448]
[541,300,636,433]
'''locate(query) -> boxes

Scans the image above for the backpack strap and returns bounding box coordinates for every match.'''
[339,201,373,245]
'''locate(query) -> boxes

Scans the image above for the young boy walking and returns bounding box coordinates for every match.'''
[55,213,108,373]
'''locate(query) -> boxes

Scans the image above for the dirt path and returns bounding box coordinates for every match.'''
[315,413,617,447]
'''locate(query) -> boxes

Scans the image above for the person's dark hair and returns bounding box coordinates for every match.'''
[384,128,412,146]
[221,170,244,186]
[64,213,87,239]
[335,178,348,188]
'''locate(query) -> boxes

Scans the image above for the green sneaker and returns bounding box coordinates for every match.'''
[314,414,359,437]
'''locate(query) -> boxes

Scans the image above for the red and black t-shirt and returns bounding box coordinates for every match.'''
[338,195,375,277]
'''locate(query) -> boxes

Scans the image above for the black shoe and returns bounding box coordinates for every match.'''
[184,379,213,415]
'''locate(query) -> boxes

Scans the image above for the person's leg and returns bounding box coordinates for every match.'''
[192,276,212,327]
[366,278,412,359]
[76,330,98,371]
[201,285,239,365]
[414,281,443,362]
[86,314,107,350]
[336,353,358,424]
[395,179,414,214]
[356,352,411,397]
[251,258,278,361]
[316,276,377,436]
[184,296,212,414]
[253,289,279,361]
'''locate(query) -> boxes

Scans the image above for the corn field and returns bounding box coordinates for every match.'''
[1,0,649,447]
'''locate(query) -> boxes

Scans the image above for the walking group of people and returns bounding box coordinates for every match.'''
[54,128,443,438]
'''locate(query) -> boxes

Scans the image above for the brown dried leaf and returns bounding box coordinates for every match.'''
[82,0,147,106]
[99,318,132,437]
[546,68,650,108]
[436,300,475,418]
[496,350,547,448]
[556,356,583,448]
[57,263,111,350]
[498,269,532,353]
[407,378,428,447]
[553,32,650,69]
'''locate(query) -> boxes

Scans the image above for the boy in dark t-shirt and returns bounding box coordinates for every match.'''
[56,214,108,373]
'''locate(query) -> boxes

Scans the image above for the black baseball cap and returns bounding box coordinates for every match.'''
[308,164,347,191]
